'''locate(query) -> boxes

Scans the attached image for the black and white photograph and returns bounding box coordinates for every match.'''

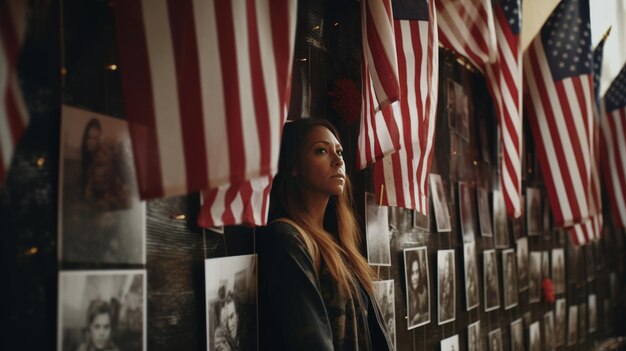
[493,190,510,248]
[365,192,391,266]
[372,280,396,349]
[438,249,456,325]
[488,328,503,351]
[526,187,542,235]
[510,318,524,351]
[59,105,146,264]
[552,248,566,294]
[589,294,597,332]
[404,247,430,329]
[529,321,541,351]
[529,251,542,303]
[430,174,452,232]
[477,187,492,237]
[567,305,578,346]
[579,303,587,342]
[502,249,519,309]
[441,334,460,351]
[483,249,500,311]
[205,254,257,351]
[516,237,529,291]
[459,181,476,243]
[464,243,480,310]
[446,78,470,141]
[468,321,481,351]
[542,251,550,279]
[544,311,555,351]
[555,298,567,346]
[413,210,430,231]
[58,270,146,351]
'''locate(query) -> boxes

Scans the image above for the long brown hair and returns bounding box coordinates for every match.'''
[269,118,375,295]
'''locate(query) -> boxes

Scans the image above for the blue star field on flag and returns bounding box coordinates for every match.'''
[499,0,520,34]
[605,64,626,112]
[592,36,607,106]
[392,0,429,21]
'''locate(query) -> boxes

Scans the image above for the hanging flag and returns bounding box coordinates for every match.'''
[372,0,439,213]
[0,0,29,186]
[112,0,297,203]
[523,0,594,245]
[484,0,522,220]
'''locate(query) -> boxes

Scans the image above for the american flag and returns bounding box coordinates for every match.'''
[112,0,297,226]
[0,0,29,186]
[523,0,594,244]
[371,0,439,213]
[484,0,522,220]
[600,62,626,228]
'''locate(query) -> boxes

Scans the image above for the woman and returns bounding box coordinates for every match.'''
[408,253,428,326]
[76,299,119,351]
[80,118,102,199]
[258,118,393,350]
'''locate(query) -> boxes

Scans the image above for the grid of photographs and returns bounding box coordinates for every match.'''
[493,190,510,248]
[488,328,503,351]
[529,251,542,303]
[438,250,456,325]
[459,181,476,243]
[502,249,519,310]
[567,305,578,346]
[483,249,500,312]
[372,280,396,350]
[555,298,567,346]
[552,248,566,294]
[477,187,492,237]
[510,318,524,351]
[529,321,541,351]
[404,247,431,329]
[365,193,392,266]
[516,237,529,291]
[468,321,481,351]
[544,311,556,351]
[526,187,542,236]
[429,174,452,232]
[464,243,480,310]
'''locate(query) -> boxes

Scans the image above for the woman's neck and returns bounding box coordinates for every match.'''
[302,191,329,229]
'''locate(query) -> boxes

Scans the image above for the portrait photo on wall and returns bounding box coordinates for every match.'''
[526,187,542,236]
[438,249,456,325]
[555,298,567,346]
[493,190,510,248]
[542,251,550,279]
[58,270,146,351]
[463,243,480,310]
[516,237,529,291]
[502,249,519,310]
[441,334,460,351]
[529,251,542,303]
[372,280,396,350]
[579,302,587,342]
[446,78,470,142]
[544,311,556,351]
[477,187,493,237]
[365,192,391,266]
[488,328,503,351]
[529,321,541,351]
[567,305,578,346]
[458,181,476,243]
[429,174,452,232]
[58,105,146,264]
[413,210,430,231]
[510,318,524,351]
[205,254,257,351]
[588,294,597,333]
[483,249,500,312]
[552,248,566,294]
[468,321,481,351]
[403,247,430,329]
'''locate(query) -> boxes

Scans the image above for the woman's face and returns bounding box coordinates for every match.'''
[89,313,111,350]
[411,260,420,290]
[86,126,101,153]
[296,126,345,197]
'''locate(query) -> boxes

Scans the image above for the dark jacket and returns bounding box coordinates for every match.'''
[258,221,394,351]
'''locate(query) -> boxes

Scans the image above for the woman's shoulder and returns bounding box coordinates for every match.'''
[259,220,308,254]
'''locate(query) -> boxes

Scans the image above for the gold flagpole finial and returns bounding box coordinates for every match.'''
[603,26,612,41]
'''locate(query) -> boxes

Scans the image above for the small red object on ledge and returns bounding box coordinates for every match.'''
[542,277,555,303]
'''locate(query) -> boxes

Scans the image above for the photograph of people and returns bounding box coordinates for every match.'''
[516,237,529,291]
[510,318,524,351]
[438,250,456,324]
[483,249,500,311]
[567,305,578,346]
[58,270,146,351]
[372,280,396,349]
[257,118,394,350]
[579,303,587,342]
[365,192,391,266]
[542,251,550,279]
[404,247,430,329]
[529,321,541,351]
[502,249,519,309]
[468,321,481,351]
[555,298,566,346]
[441,334,460,351]
[493,190,510,248]
[552,248,566,294]
[464,243,480,310]
[429,174,452,232]
[588,294,597,332]
[477,187,493,236]
[526,187,542,235]
[459,181,476,243]
[59,105,145,264]
[544,311,555,351]
[488,328,503,351]
[529,251,542,303]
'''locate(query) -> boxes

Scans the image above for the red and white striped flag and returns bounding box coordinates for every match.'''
[0,0,29,185]
[372,0,439,213]
[523,0,594,245]
[112,0,297,226]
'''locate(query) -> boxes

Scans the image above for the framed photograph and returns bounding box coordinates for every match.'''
[516,237,529,291]
[585,246,595,282]
[579,302,587,342]
[413,210,430,231]
[483,249,500,312]
[447,78,469,141]
[488,328,503,351]
[526,187,542,235]
[58,105,146,264]
[542,251,550,279]
[502,249,519,309]
[529,321,541,351]
[567,305,578,346]
[510,318,524,351]
[372,280,396,350]
[403,247,430,329]
[205,254,257,351]
[441,334,460,351]
[463,243,480,310]
[551,248,566,294]
[493,190,510,248]
[58,270,146,351]
[459,181,476,243]
[468,321,481,351]
[544,311,556,351]
[588,294,597,332]
[438,249,456,325]
[477,187,493,237]
[429,174,452,232]
[529,251,542,303]
[365,192,391,266]
[555,298,567,346]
